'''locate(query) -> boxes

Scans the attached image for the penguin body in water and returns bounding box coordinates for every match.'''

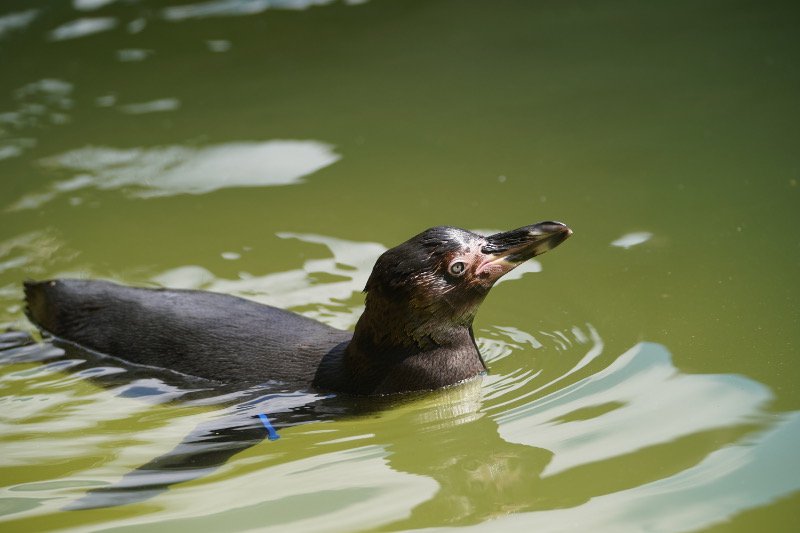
[24,222,572,395]
[10,221,571,508]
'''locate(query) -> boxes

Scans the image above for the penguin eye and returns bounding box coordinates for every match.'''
[448,261,466,277]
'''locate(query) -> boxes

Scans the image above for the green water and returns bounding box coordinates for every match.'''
[1,0,799,531]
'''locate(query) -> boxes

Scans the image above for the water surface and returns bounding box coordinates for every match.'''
[1,0,799,531]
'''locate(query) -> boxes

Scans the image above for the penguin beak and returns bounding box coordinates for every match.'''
[476,221,572,281]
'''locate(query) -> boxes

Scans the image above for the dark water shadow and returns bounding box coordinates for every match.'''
[0,330,355,511]
[2,326,797,530]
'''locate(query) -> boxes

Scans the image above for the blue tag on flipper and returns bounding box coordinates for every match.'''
[258,413,280,441]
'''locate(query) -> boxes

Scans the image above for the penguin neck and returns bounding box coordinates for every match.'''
[339,294,487,395]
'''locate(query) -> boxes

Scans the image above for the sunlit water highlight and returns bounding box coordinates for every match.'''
[8,140,341,210]
[1,232,797,531]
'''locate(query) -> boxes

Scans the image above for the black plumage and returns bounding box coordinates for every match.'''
[9,221,572,509]
[24,221,571,396]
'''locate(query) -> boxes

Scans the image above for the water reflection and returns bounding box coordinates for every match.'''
[0,139,34,161]
[9,140,341,209]
[116,49,153,62]
[118,98,181,114]
[49,18,118,41]
[419,413,800,533]
[127,18,146,33]
[206,39,232,52]
[0,10,38,39]
[5,324,791,529]
[372,327,796,530]
[161,0,360,21]
[153,232,383,328]
[0,79,73,161]
[12,79,73,116]
[0,233,797,528]
[0,230,72,278]
[494,342,772,476]
[74,0,119,11]
[94,94,117,107]
[611,231,653,249]
[162,0,272,20]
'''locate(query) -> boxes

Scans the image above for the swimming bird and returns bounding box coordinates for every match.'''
[24,222,571,396]
[12,222,572,509]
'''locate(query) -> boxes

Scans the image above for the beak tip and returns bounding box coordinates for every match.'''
[532,221,572,237]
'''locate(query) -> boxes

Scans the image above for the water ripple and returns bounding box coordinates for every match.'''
[161,0,363,21]
[49,18,118,41]
[493,342,772,476]
[9,140,341,209]
[0,234,796,529]
[0,10,38,40]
